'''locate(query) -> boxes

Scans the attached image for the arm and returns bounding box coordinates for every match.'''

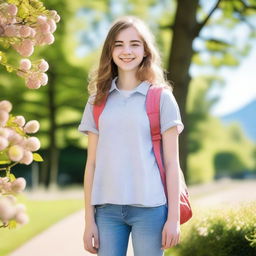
[84,131,99,224]
[162,126,181,223]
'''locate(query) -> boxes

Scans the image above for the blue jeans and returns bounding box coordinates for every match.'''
[94,203,168,256]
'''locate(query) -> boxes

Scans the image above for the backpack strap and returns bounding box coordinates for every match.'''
[145,86,168,200]
[93,94,108,130]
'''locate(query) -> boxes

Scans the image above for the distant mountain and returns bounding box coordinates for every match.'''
[218,99,256,142]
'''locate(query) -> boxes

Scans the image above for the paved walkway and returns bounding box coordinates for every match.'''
[8,209,134,256]
[8,179,256,256]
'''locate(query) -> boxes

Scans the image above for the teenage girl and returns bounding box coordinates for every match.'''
[78,15,184,256]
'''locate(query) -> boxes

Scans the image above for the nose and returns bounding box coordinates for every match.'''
[122,45,132,55]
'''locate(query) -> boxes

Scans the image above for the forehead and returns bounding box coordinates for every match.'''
[115,26,142,41]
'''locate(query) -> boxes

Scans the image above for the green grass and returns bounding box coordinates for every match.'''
[0,194,84,256]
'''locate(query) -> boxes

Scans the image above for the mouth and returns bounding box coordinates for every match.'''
[120,57,135,63]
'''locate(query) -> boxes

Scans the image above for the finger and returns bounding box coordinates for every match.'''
[86,236,97,253]
[173,236,179,247]
[93,234,99,249]
[161,230,166,249]
[167,236,173,248]
[164,234,170,249]
[172,237,178,247]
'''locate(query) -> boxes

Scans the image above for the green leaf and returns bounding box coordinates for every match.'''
[18,0,30,19]
[7,0,20,6]
[8,219,17,229]
[9,173,16,182]
[5,64,14,73]
[33,153,44,162]
[0,151,10,165]
[0,160,11,165]
[0,51,7,64]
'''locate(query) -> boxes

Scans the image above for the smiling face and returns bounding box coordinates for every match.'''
[112,26,146,73]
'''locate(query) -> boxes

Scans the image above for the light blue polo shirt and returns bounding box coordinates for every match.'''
[78,76,184,207]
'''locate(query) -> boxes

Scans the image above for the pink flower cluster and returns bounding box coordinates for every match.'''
[0,3,60,57]
[17,58,49,89]
[0,177,29,226]
[0,100,41,165]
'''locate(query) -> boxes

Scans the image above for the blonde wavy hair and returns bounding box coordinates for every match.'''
[87,15,173,105]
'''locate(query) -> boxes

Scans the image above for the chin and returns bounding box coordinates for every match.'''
[117,63,141,71]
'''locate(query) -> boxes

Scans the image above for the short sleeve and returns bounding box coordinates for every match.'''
[160,89,184,135]
[78,95,99,135]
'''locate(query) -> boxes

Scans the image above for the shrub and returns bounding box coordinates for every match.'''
[176,202,256,256]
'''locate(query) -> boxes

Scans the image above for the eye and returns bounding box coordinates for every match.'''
[131,44,140,47]
[114,44,122,47]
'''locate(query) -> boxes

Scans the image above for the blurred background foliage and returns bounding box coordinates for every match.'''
[1,0,256,189]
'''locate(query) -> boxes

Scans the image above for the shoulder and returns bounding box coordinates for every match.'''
[160,87,177,104]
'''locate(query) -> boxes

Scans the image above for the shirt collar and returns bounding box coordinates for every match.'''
[109,76,151,96]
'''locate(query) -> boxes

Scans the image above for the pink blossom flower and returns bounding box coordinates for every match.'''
[30,28,36,37]
[16,203,26,212]
[2,182,12,193]
[0,127,9,137]
[11,177,26,193]
[40,73,48,86]
[8,130,23,144]
[8,145,24,162]
[24,120,40,133]
[6,17,17,24]
[0,100,12,112]
[4,24,19,37]
[0,136,9,150]
[0,110,9,126]
[24,137,40,151]
[38,59,49,72]
[6,195,17,204]
[14,115,26,127]
[13,39,34,57]
[20,58,31,71]
[35,32,54,45]
[0,177,9,184]
[55,14,61,23]
[7,4,18,16]
[49,10,57,17]
[19,150,33,165]
[26,77,41,89]
[34,32,45,45]
[38,22,50,33]
[15,211,29,225]
[37,15,47,24]
[0,196,16,222]
[48,19,56,33]
[19,25,31,37]
[44,33,55,44]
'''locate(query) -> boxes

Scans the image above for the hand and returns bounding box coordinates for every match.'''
[83,221,100,254]
[161,219,180,250]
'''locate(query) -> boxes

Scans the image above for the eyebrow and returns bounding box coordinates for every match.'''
[114,40,142,43]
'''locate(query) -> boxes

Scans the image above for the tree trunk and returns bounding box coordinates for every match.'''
[167,0,198,182]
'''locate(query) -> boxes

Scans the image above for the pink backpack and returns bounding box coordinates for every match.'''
[93,84,192,224]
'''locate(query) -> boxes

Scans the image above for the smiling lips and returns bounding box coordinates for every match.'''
[120,57,135,63]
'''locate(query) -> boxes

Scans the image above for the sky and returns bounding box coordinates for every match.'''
[209,46,256,116]
[192,1,256,117]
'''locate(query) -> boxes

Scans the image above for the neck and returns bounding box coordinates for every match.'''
[116,70,142,90]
